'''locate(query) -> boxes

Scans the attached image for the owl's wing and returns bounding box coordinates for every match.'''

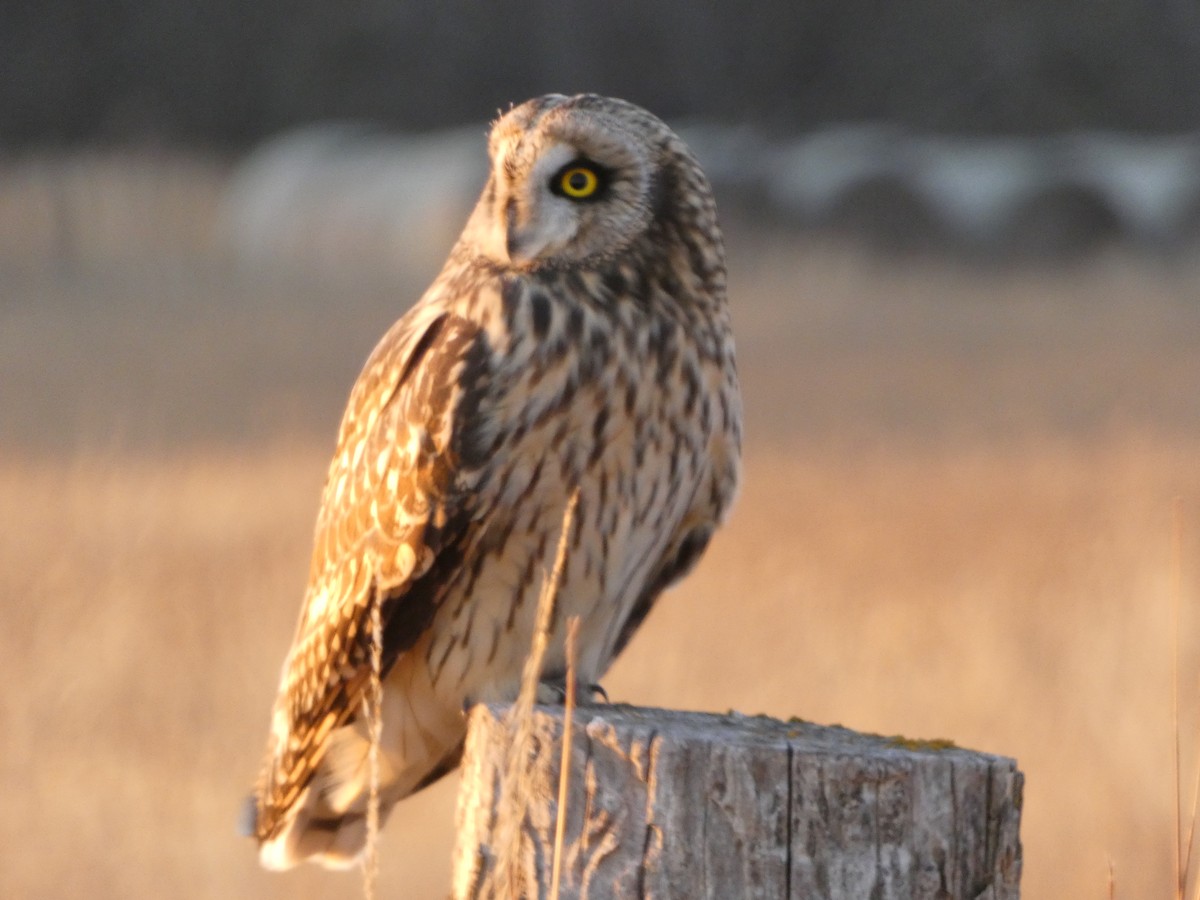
[253,304,495,841]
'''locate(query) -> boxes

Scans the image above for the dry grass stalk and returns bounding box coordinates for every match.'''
[362,590,384,900]
[1171,496,1200,900]
[1171,497,1200,900]
[1175,496,1184,899]
[489,490,579,897]
[549,616,581,900]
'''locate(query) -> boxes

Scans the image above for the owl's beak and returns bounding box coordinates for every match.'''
[504,201,541,267]
[505,227,543,267]
[467,177,569,268]
[504,200,572,267]
[504,207,525,262]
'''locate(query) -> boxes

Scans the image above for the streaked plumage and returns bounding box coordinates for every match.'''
[245,93,742,870]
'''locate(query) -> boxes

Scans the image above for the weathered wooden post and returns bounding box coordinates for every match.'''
[452,703,1022,899]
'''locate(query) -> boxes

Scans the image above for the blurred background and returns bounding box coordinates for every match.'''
[3,2,1200,897]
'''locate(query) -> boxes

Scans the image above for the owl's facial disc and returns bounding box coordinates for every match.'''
[464,97,656,270]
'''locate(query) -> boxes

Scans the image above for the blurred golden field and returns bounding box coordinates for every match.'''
[2,158,1200,899]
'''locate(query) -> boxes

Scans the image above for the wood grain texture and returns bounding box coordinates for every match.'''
[452,704,1022,899]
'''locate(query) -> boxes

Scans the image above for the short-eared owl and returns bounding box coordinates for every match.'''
[245,93,742,870]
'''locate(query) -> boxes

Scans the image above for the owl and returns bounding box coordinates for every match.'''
[245,93,742,870]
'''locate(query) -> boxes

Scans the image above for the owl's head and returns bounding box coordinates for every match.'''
[461,94,707,270]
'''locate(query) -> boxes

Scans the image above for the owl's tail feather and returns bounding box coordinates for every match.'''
[250,724,380,870]
[252,788,368,871]
[243,722,465,871]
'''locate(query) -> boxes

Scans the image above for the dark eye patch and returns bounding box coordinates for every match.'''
[549,158,611,201]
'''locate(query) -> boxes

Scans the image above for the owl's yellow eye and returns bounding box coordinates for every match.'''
[556,165,601,199]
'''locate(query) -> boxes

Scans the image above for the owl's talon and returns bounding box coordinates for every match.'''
[534,678,609,705]
[535,680,568,704]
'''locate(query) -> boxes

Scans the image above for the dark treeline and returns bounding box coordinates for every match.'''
[4,0,1200,150]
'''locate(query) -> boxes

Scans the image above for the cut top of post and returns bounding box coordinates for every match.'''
[453,703,1023,900]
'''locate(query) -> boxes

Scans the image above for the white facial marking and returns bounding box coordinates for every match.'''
[505,142,580,266]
